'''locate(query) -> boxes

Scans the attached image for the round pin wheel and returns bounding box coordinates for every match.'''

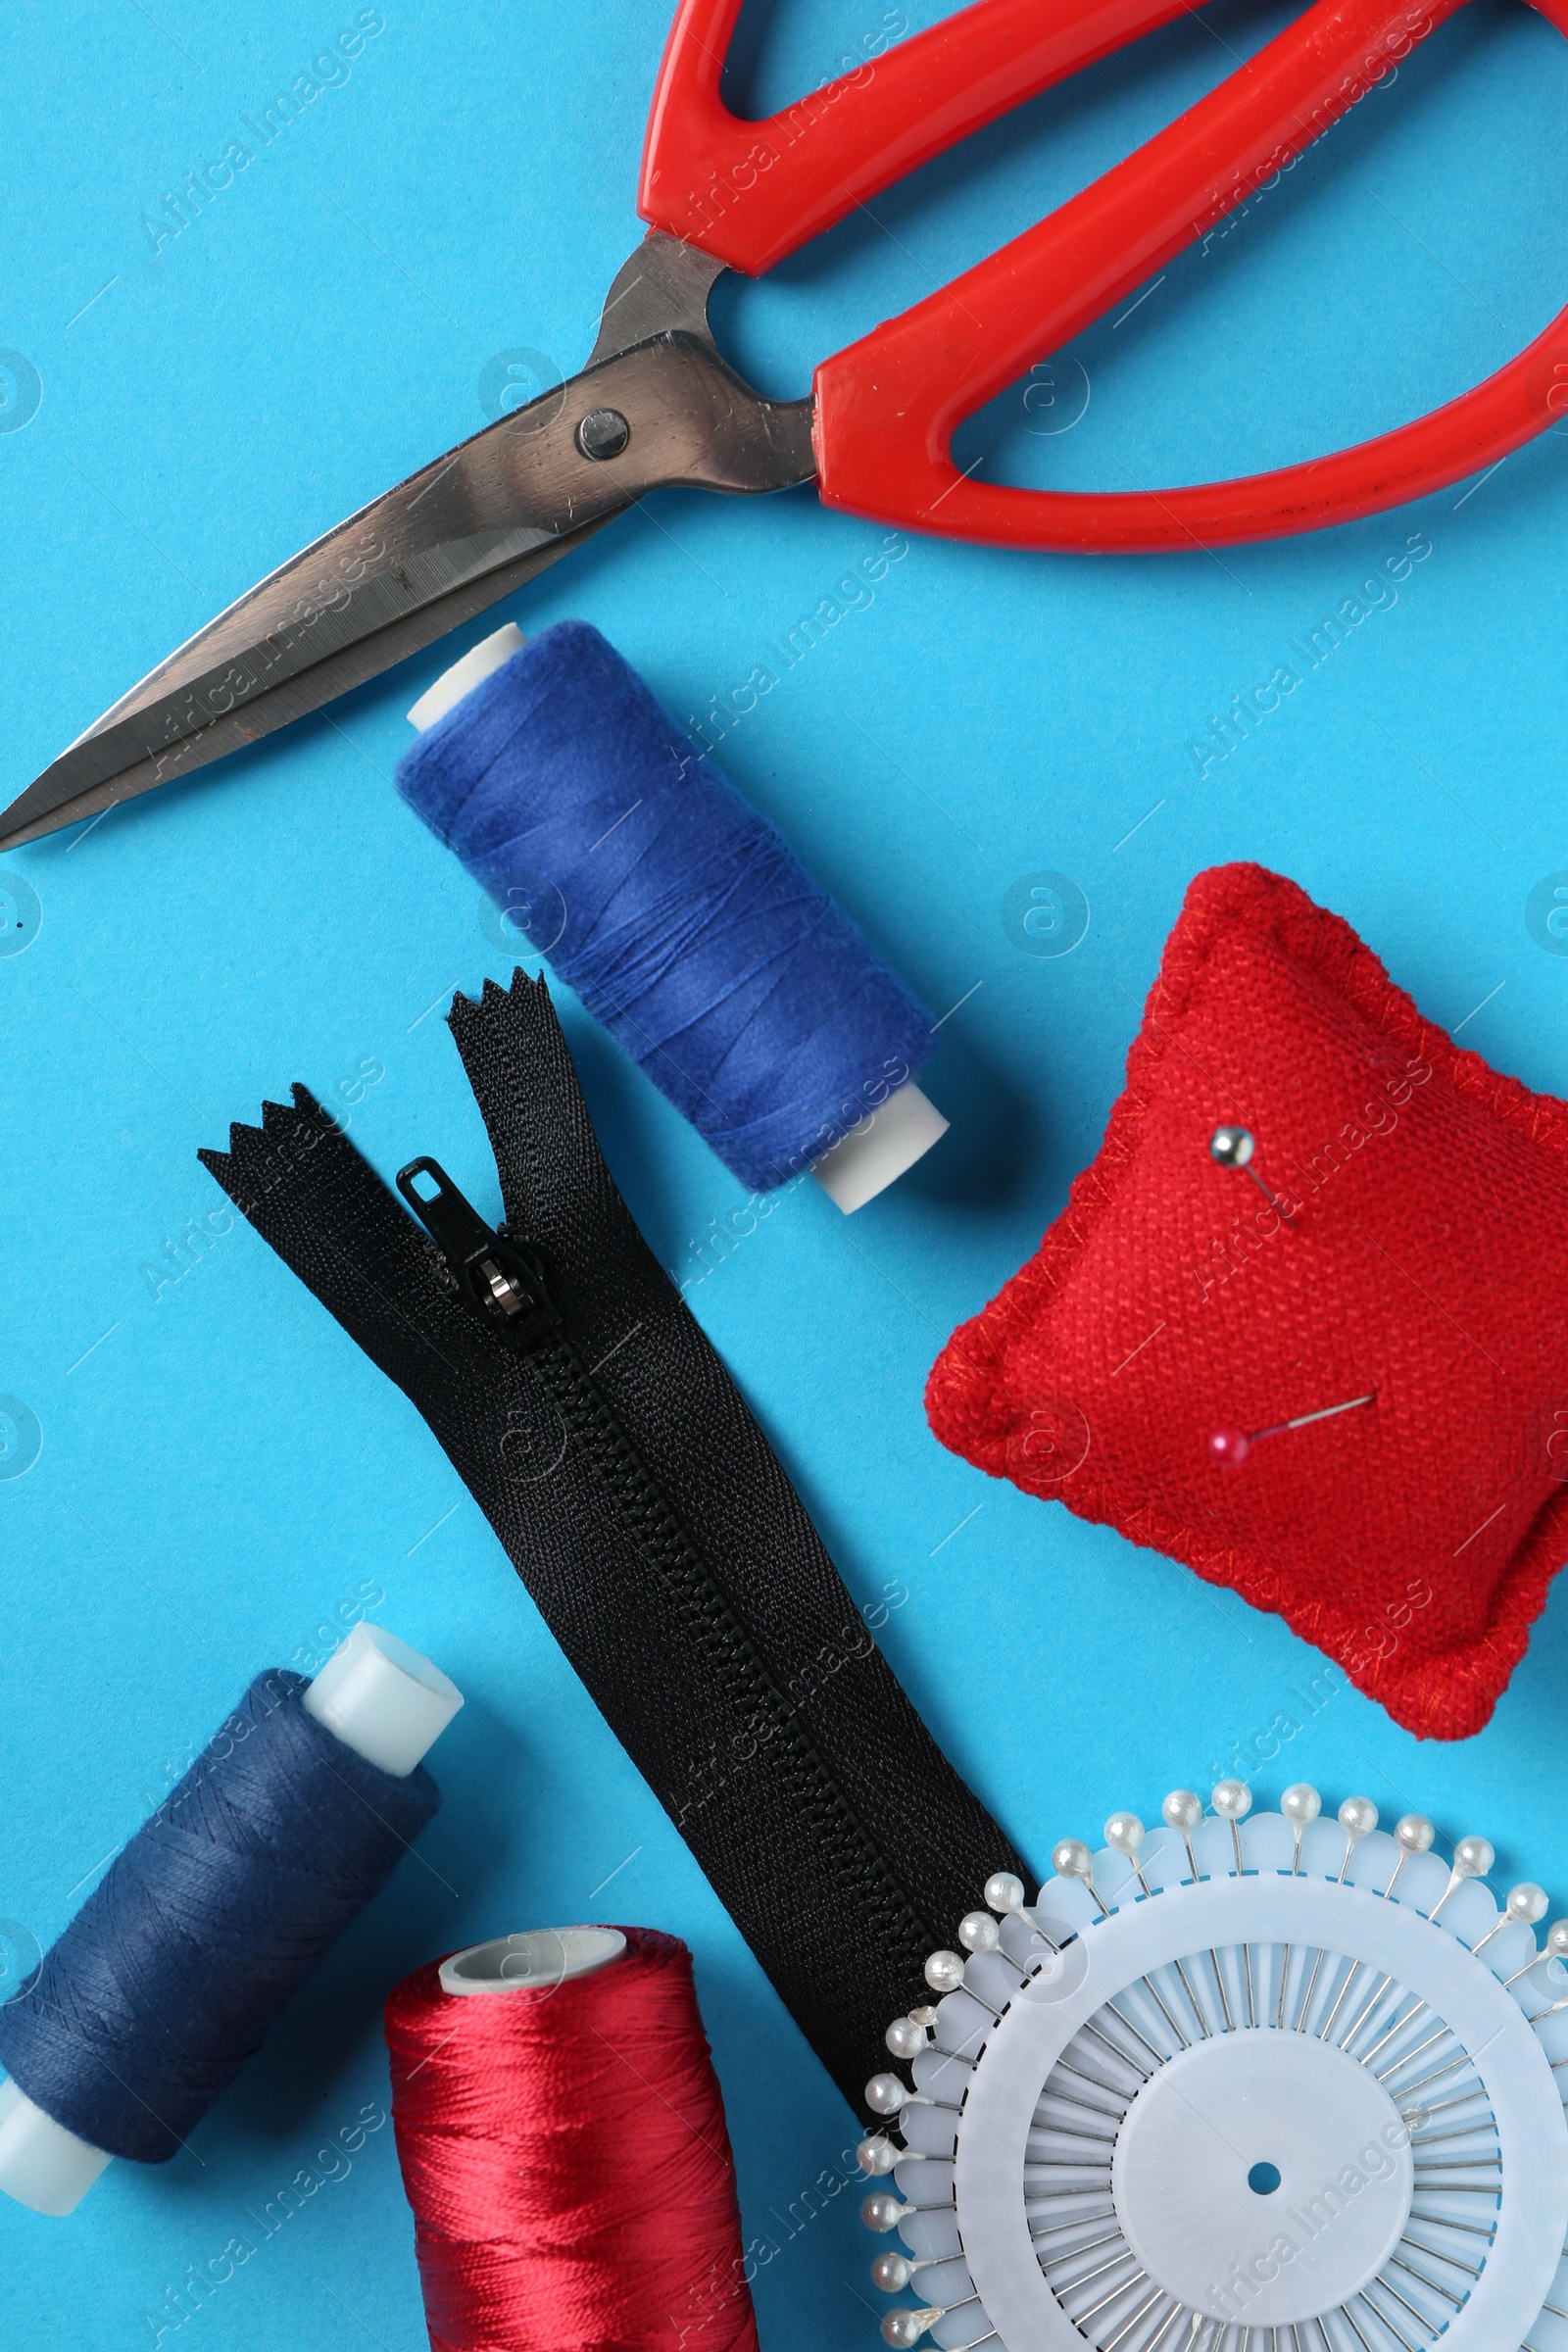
[857,1785,1568,2352]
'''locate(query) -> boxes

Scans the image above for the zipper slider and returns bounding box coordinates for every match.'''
[395,1156,560,1349]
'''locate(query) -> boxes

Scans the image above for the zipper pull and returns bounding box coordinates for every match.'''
[395,1156,560,1349]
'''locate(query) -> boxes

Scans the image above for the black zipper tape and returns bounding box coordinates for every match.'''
[199,972,1026,2105]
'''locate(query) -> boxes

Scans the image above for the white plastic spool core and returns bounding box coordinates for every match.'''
[408,621,526,732]
[407,626,950,1213]
[808,1082,949,1213]
[301,1621,464,1779]
[0,1624,462,2218]
[439,1928,627,1996]
[0,2086,111,2220]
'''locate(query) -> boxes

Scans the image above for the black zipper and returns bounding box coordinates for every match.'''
[200,972,1027,2105]
[397,1154,936,1985]
[396,1156,561,1348]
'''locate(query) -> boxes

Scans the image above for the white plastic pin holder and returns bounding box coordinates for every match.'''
[0,1624,463,2218]
[858,1785,1568,2352]
[409,622,949,1213]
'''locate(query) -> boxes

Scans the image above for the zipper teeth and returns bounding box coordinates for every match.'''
[202,1092,976,2071]
[532,1328,938,1977]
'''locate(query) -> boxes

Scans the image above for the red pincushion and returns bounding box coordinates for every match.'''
[927,863,1568,1740]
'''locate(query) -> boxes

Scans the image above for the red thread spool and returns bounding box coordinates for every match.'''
[385,1924,760,2352]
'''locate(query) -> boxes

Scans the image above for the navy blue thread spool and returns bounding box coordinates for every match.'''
[0,1624,462,2215]
[398,621,950,1212]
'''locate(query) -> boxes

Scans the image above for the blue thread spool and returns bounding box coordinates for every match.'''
[0,1624,462,2215]
[398,621,950,1212]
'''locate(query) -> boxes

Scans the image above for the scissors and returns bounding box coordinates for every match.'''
[7,0,1565,850]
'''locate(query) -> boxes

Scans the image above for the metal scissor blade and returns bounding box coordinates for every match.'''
[0,514,625,850]
[0,316,814,849]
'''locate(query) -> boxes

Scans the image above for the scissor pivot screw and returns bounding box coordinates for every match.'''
[576,407,631,461]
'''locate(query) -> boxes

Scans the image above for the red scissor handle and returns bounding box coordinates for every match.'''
[642,0,1568,549]
[639,0,1218,274]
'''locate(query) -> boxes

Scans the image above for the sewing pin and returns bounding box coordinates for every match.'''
[1212,1781,1255,2026]
[985,1872,1027,1917]
[1503,1917,1568,1987]
[1470,1882,1547,1956]
[1296,1797,1377,2031]
[1053,1838,1172,2062]
[1051,1841,1159,2067]
[1208,1391,1377,1468]
[870,2250,939,2291]
[1427,1836,1494,1926]
[1106,1812,1211,2037]
[1383,1814,1436,1901]
[1209,1126,1296,1223]
[1054,1838,1110,1921]
[1276,1783,1321,2026]
[1163,1788,1234,2033]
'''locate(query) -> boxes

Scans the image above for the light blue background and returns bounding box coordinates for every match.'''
[3,1,1567,2344]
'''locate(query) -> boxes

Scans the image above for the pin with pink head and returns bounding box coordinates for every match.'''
[1208,1391,1377,1468]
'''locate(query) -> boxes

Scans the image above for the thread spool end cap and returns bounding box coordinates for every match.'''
[303,1623,464,1777]
[439,1927,627,1995]
[0,2081,113,2217]
[408,622,527,733]
[810,1084,949,1214]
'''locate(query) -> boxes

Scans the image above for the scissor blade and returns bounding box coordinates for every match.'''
[1,325,814,849]
[0,514,623,850]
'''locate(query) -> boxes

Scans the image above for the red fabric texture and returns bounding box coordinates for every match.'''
[926,863,1568,1740]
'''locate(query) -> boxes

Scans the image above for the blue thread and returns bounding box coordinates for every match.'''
[0,1672,438,2163]
[396,621,935,1192]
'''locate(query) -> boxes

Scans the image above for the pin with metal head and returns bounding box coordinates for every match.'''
[1209,1127,1296,1224]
